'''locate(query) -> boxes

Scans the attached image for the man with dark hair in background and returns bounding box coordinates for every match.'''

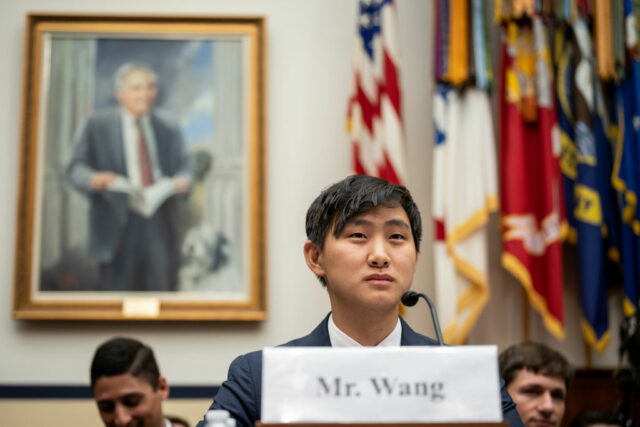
[197,174,523,427]
[500,342,573,427]
[91,337,186,427]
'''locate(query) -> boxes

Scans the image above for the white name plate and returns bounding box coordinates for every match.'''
[262,345,502,423]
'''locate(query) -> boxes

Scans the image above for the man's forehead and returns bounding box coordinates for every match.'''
[515,369,566,390]
[346,205,408,222]
[123,69,155,83]
[93,373,153,396]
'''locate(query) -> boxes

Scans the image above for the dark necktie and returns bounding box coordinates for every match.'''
[136,120,154,187]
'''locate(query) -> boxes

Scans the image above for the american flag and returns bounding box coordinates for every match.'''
[347,0,406,185]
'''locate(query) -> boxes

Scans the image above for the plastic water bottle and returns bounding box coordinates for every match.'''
[205,410,236,427]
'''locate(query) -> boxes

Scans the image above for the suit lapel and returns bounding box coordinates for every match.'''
[400,317,439,346]
[109,111,127,175]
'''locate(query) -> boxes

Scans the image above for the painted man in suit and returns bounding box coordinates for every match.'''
[197,175,523,427]
[66,62,192,291]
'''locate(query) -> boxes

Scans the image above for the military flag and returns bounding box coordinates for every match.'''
[612,0,640,317]
[571,16,613,351]
[499,19,567,340]
[432,85,498,345]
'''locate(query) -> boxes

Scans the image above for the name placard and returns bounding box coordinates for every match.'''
[262,346,501,423]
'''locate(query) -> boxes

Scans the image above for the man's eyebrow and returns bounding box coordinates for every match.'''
[385,219,410,229]
[122,392,144,398]
[347,218,410,229]
[350,218,373,226]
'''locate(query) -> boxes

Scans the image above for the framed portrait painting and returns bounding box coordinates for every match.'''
[13,14,266,320]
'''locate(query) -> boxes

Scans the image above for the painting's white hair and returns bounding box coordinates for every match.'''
[114,62,157,92]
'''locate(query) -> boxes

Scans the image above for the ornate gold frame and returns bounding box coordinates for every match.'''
[13,14,267,321]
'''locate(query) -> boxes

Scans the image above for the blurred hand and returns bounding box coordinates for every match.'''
[172,176,190,194]
[90,172,117,190]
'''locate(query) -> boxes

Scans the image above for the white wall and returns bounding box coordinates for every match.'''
[0,0,434,386]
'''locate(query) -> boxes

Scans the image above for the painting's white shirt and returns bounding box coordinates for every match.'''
[121,110,161,187]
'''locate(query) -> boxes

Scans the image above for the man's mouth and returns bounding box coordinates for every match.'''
[365,274,394,284]
[530,419,555,427]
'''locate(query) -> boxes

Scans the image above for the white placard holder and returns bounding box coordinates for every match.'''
[262,346,502,424]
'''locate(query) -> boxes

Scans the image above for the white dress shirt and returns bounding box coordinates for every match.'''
[328,313,402,347]
[121,110,161,187]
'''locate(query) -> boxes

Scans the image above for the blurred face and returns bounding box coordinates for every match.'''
[93,373,168,427]
[507,369,567,427]
[306,205,418,316]
[116,69,157,118]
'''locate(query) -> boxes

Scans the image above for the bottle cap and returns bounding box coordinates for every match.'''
[205,409,230,421]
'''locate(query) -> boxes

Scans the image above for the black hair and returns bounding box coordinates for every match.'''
[305,175,422,285]
[90,337,160,390]
[499,341,573,389]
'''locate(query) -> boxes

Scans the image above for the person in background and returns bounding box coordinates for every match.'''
[91,336,188,427]
[500,341,573,427]
[197,174,523,427]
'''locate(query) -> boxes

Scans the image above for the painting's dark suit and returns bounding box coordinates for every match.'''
[197,314,523,427]
[66,109,191,291]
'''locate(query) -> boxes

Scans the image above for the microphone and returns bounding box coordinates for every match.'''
[401,290,444,346]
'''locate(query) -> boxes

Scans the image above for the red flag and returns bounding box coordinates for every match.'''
[499,20,566,340]
[347,0,406,185]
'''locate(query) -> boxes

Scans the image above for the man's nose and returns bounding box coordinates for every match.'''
[113,404,133,426]
[537,391,554,416]
[368,238,390,267]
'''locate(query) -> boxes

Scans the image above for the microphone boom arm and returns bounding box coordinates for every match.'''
[401,290,445,346]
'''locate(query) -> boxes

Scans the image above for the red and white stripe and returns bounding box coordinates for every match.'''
[347,0,406,185]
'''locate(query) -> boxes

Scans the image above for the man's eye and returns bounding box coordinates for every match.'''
[390,233,406,240]
[98,402,115,413]
[551,391,565,400]
[520,388,541,396]
[349,232,366,238]
[122,395,142,407]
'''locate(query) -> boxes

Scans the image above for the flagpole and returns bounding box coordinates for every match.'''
[521,291,530,341]
[584,342,592,368]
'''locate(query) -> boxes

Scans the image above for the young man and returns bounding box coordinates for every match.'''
[91,337,177,427]
[499,342,573,427]
[198,175,523,426]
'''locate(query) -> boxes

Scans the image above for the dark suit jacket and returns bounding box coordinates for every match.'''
[66,109,191,263]
[198,314,523,427]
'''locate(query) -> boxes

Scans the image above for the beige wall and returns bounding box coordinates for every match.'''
[0,2,622,423]
[1,398,210,426]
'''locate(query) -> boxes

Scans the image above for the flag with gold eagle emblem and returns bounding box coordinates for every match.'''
[499,18,567,340]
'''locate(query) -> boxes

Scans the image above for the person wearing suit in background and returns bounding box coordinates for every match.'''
[91,337,189,427]
[66,62,192,291]
[499,342,573,427]
[196,175,523,427]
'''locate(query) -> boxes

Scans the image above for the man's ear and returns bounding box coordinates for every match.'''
[303,240,326,279]
[158,376,169,400]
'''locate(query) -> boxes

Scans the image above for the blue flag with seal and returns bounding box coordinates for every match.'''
[556,24,578,243]
[572,17,612,351]
[612,0,640,317]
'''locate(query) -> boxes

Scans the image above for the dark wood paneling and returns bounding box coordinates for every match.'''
[562,369,639,427]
